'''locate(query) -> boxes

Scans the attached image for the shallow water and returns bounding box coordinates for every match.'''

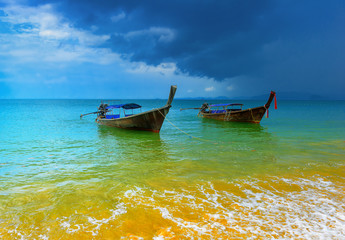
[0,99,344,239]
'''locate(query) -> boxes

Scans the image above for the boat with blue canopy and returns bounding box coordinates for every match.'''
[104,103,142,119]
[180,91,277,123]
[197,91,277,123]
[80,86,177,132]
[207,103,243,113]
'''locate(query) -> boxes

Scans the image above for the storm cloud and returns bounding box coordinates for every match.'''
[24,1,342,75]
[1,0,345,98]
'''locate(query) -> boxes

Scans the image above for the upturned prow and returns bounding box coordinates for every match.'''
[166,85,177,106]
[264,91,276,109]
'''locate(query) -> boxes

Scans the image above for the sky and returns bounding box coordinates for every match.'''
[0,0,344,99]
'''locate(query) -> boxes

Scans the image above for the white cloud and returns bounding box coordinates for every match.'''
[39,29,70,39]
[44,47,120,64]
[0,3,113,65]
[125,27,175,43]
[111,11,126,22]
[205,86,215,92]
[4,4,68,39]
[0,2,240,99]
[126,62,177,76]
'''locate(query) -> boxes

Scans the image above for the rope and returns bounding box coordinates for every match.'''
[224,110,231,121]
[158,110,216,143]
[264,105,268,118]
[249,108,256,122]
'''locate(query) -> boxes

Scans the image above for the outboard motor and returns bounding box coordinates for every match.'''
[200,103,209,112]
[97,103,109,117]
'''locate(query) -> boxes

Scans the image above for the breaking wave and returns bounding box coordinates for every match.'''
[1,175,344,239]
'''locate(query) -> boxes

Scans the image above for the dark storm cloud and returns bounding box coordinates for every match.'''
[25,0,274,78]
[26,0,345,97]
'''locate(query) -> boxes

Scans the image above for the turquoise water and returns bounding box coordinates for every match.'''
[0,99,344,239]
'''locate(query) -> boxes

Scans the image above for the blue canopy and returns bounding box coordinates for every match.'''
[209,103,243,107]
[106,103,142,110]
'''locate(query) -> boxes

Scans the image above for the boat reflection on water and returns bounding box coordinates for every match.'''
[201,117,266,131]
[97,125,168,159]
[95,113,279,182]
[198,117,278,175]
[200,117,271,141]
[96,125,177,187]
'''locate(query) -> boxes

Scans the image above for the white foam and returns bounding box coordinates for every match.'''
[87,203,127,235]
[57,202,127,236]
[38,234,49,240]
[9,177,342,239]
[156,206,212,238]
[123,177,345,239]
[153,236,164,240]
[124,186,143,198]
[60,220,81,233]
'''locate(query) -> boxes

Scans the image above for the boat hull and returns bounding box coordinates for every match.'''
[96,105,171,132]
[199,91,275,124]
[199,106,267,123]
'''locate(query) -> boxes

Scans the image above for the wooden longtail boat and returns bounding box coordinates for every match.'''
[197,91,276,123]
[81,85,177,132]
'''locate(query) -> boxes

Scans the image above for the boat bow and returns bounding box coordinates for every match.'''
[264,91,276,109]
[166,85,177,106]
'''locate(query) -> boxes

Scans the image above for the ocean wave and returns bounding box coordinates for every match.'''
[0,176,344,239]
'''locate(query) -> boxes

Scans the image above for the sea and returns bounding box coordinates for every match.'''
[0,99,344,239]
